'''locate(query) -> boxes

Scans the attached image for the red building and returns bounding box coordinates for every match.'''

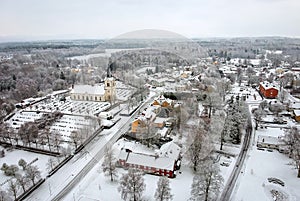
[117,141,181,178]
[259,82,278,99]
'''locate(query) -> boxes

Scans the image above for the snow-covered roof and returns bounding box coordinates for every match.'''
[257,135,282,145]
[158,141,181,160]
[290,102,300,109]
[294,109,300,116]
[260,82,278,90]
[156,127,170,137]
[153,117,166,124]
[71,84,105,95]
[119,150,176,170]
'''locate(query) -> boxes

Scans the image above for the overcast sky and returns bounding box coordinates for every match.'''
[0,0,300,41]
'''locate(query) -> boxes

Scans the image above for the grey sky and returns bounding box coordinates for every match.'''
[0,0,299,41]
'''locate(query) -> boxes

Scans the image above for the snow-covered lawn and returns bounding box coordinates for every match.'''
[0,147,51,187]
[233,128,300,201]
[65,161,194,201]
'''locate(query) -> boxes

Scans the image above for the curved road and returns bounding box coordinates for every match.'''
[219,117,253,201]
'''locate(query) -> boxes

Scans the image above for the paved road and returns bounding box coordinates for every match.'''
[219,117,253,201]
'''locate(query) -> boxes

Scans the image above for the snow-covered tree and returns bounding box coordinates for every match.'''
[203,92,223,118]
[102,147,118,182]
[51,131,62,152]
[69,130,82,149]
[269,102,284,116]
[186,124,213,172]
[18,159,27,171]
[253,108,266,130]
[154,177,173,201]
[46,158,57,172]
[15,174,29,193]
[7,180,19,200]
[216,78,231,102]
[25,165,41,185]
[283,126,300,177]
[259,100,268,110]
[118,168,145,201]
[190,159,223,201]
[18,122,39,147]
[222,100,248,144]
[0,187,12,201]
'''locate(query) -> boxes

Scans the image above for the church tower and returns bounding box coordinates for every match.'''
[104,77,116,103]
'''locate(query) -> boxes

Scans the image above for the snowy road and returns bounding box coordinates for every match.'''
[219,117,253,201]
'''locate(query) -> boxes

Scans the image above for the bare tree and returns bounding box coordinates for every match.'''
[41,128,52,151]
[259,100,268,110]
[46,158,57,172]
[69,130,81,149]
[190,159,223,201]
[0,123,14,144]
[118,168,145,201]
[102,147,118,182]
[0,188,12,201]
[283,126,300,177]
[279,72,294,90]
[186,124,213,172]
[216,78,231,102]
[25,165,41,185]
[7,180,19,200]
[253,108,266,130]
[18,122,39,147]
[51,131,62,153]
[203,92,222,119]
[154,177,173,201]
[15,174,29,193]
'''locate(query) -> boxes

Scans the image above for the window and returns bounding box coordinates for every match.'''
[107,83,110,87]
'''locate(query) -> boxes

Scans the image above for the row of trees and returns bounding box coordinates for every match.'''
[0,159,41,200]
[0,114,99,154]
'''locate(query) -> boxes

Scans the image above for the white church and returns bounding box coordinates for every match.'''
[70,77,116,103]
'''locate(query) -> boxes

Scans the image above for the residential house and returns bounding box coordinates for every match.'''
[259,82,278,99]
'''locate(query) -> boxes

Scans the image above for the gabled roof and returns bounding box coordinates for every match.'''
[119,149,176,170]
[294,109,300,116]
[158,141,181,160]
[71,84,105,95]
[260,82,278,90]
